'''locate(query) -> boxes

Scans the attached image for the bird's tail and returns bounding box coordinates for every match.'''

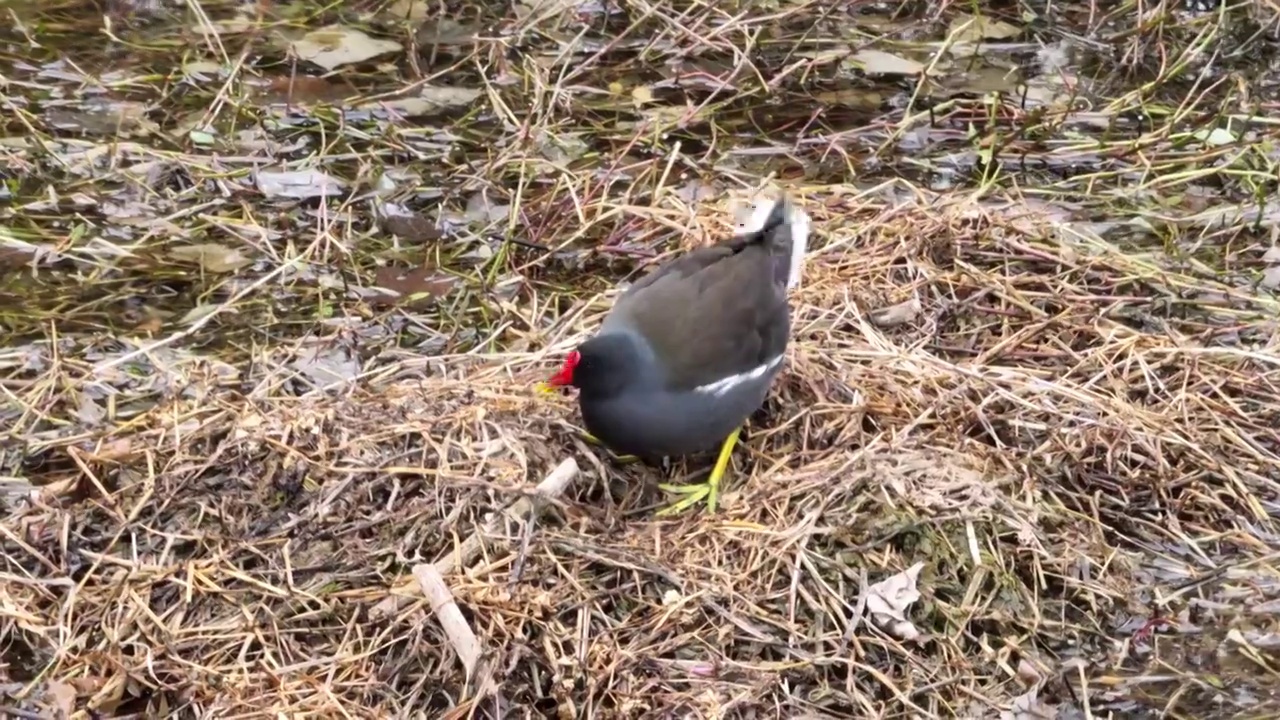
[735,193,811,291]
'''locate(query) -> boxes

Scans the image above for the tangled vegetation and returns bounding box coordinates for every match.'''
[3,0,1280,717]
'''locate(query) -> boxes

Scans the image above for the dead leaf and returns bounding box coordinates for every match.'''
[43,100,158,137]
[639,102,715,127]
[182,60,224,80]
[949,13,1023,44]
[869,297,922,328]
[44,679,77,719]
[362,86,483,117]
[290,343,362,387]
[849,49,926,76]
[373,168,425,198]
[794,48,850,66]
[369,265,457,308]
[383,0,430,21]
[1193,127,1237,146]
[133,314,163,335]
[169,243,253,273]
[1262,266,1280,291]
[101,199,162,224]
[0,475,35,501]
[514,0,616,21]
[533,129,589,165]
[943,65,1021,96]
[864,562,925,641]
[37,475,82,502]
[88,438,135,462]
[0,241,37,270]
[674,178,718,205]
[251,75,355,106]
[255,169,346,200]
[464,191,510,226]
[415,18,479,45]
[20,191,98,213]
[381,211,443,243]
[999,688,1058,720]
[290,25,402,71]
[1016,657,1045,685]
[813,87,884,110]
[875,448,1001,514]
[661,57,738,92]
[177,304,223,325]
[76,395,105,425]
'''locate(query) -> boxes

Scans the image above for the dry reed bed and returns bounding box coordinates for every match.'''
[5,188,1280,717]
[4,0,1280,717]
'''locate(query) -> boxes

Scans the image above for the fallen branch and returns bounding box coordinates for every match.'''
[371,457,580,618]
[414,563,482,678]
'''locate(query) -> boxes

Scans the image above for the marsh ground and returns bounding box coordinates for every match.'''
[3,0,1280,717]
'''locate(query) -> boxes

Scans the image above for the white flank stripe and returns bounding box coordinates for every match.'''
[694,354,785,397]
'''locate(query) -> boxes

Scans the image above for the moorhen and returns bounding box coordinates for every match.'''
[543,194,810,513]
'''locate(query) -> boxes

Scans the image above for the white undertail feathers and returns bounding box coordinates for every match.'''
[735,195,810,291]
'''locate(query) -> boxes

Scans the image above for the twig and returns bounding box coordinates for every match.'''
[839,567,870,656]
[371,457,580,618]
[509,509,538,587]
[414,564,483,679]
[435,456,579,576]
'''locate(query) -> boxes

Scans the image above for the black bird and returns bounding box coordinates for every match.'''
[544,195,809,513]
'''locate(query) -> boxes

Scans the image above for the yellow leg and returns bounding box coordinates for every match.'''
[658,427,740,515]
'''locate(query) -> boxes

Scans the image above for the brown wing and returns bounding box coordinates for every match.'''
[605,243,790,392]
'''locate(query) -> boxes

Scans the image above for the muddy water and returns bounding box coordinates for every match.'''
[3,1,1275,349]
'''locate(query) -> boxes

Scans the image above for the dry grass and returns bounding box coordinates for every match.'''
[4,0,1280,718]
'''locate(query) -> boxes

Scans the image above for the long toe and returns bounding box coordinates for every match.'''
[577,431,640,463]
[657,480,711,516]
[656,427,742,515]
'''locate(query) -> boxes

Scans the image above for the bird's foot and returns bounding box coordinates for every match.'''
[579,431,639,463]
[656,427,740,515]
[657,480,714,515]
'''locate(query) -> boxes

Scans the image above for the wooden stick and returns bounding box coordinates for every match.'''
[435,456,579,575]
[414,564,482,678]
[371,457,580,618]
